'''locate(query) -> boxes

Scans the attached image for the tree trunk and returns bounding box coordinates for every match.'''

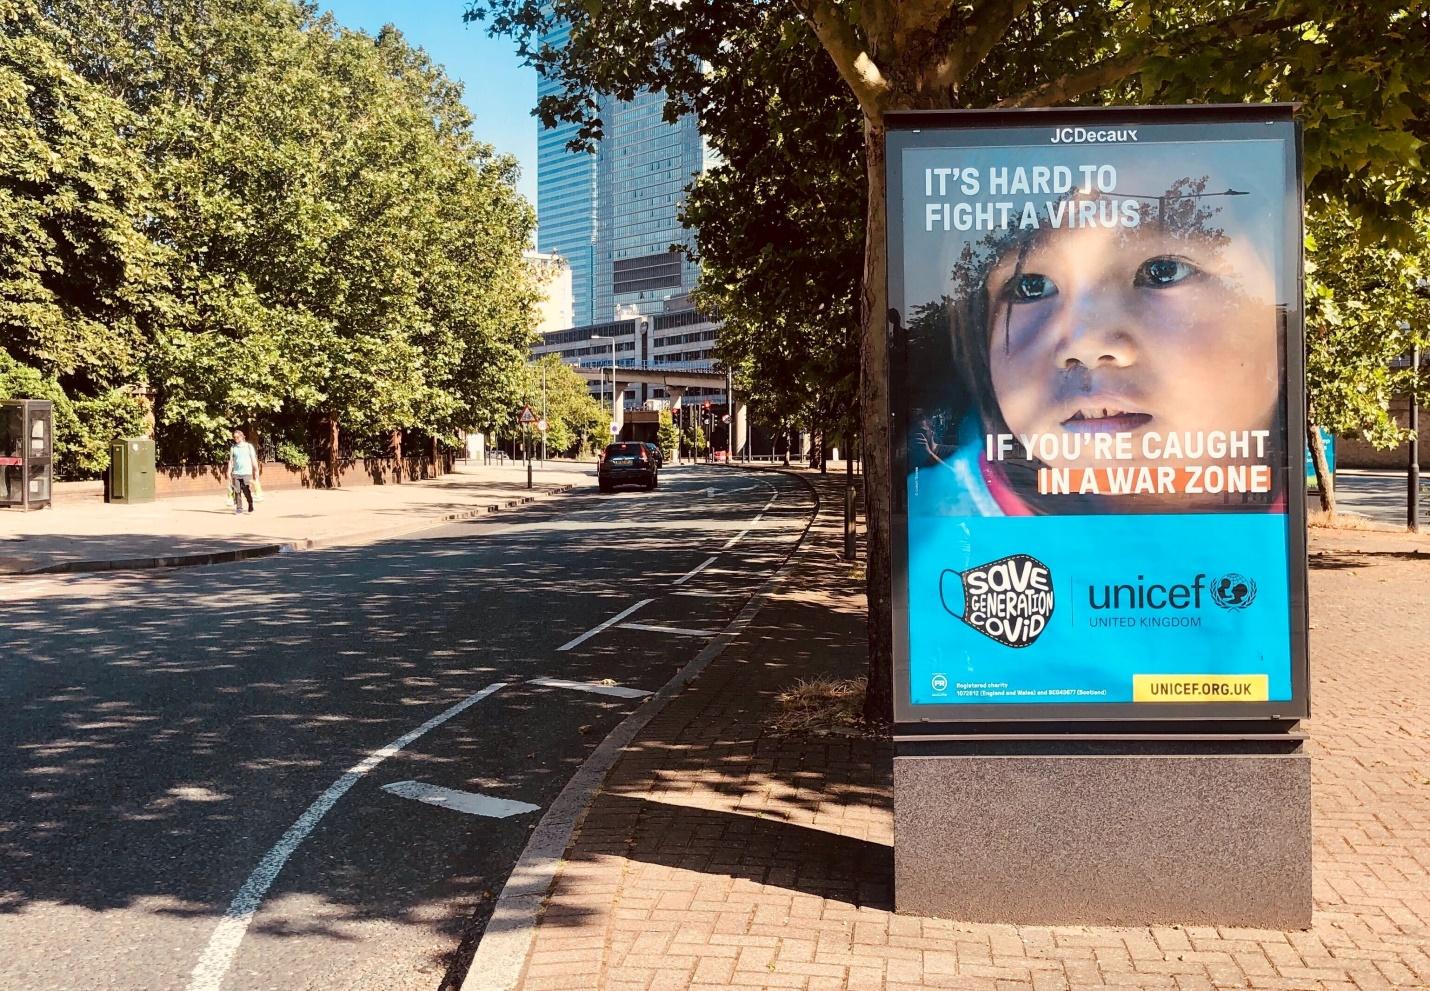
[307,411,335,488]
[390,429,403,483]
[860,115,894,726]
[1309,419,1334,515]
[326,414,340,488]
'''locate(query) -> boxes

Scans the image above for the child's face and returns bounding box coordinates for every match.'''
[985,220,1278,469]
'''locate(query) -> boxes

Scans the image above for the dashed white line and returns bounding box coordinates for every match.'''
[618,622,718,638]
[722,513,763,549]
[381,781,539,819]
[186,681,507,991]
[673,556,718,586]
[528,677,653,699]
[556,599,654,652]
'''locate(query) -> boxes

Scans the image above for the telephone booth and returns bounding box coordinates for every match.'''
[1,399,53,510]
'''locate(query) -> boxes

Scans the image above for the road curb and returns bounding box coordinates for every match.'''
[3,483,576,577]
[459,466,821,991]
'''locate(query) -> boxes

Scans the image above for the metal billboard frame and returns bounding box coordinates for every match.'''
[886,104,1309,735]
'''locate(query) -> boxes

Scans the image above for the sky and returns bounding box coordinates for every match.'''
[319,1,539,204]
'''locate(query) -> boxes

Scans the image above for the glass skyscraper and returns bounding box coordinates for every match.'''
[536,28,704,326]
[535,22,599,326]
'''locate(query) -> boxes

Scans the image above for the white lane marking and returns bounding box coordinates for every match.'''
[556,598,654,652]
[722,514,763,549]
[186,682,507,991]
[528,677,652,699]
[619,622,718,638]
[672,589,725,598]
[672,556,717,586]
[381,781,539,819]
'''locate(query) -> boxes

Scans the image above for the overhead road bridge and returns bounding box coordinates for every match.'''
[573,363,745,451]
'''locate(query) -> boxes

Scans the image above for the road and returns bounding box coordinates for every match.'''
[1327,468,1430,528]
[0,464,814,991]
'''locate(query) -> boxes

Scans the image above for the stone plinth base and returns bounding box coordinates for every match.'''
[894,751,1311,928]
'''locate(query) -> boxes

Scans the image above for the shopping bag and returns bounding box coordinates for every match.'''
[252,477,265,503]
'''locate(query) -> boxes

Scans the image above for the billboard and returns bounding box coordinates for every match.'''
[887,106,1308,725]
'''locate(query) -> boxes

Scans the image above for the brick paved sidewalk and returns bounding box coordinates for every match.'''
[511,474,1430,991]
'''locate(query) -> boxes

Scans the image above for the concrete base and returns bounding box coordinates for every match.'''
[894,752,1311,928]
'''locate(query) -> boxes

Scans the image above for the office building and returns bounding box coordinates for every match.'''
[530,310,721,408]
[536,29,707,326]
[535,21,598,326]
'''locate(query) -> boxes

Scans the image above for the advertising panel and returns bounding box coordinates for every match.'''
[888,106,1308,725]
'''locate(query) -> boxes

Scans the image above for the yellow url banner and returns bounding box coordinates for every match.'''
[1133,674,1269,703]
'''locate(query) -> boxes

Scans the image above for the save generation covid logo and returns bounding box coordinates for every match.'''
[940,554,1256,647]
[939,554,1054,648]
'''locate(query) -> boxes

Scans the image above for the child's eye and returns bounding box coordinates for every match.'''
[1004,273,1058,303]
[1134,256,1200,287]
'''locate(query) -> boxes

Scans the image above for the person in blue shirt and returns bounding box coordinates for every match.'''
[229,429,259,515]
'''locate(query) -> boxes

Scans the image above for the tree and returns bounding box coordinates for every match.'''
[681,18,863,446]
[656,410,680,462]
[683,421,708,458]
[1305,204,1430,513]
[0,0,160,474]
[508,354,608,455]
[10,1,541,478]
[470,0,1430,721]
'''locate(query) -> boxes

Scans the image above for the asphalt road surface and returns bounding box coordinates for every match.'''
[0,465,815,991]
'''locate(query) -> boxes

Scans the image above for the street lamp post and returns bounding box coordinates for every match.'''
[1411,337,1420,532]
[1407,277,1430,532]
[541,363,547,465]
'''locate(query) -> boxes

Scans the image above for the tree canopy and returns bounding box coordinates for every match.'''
[507,354,609,456]
[2,0,540,478]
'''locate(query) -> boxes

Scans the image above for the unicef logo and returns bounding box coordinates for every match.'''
[931,674,949,693]
[1211,574,1257,610]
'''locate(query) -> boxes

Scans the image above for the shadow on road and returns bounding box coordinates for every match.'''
[0,470,807,985]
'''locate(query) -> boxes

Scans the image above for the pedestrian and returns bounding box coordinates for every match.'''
[229,428,259,515]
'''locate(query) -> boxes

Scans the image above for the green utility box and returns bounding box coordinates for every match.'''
[109,438,156,504]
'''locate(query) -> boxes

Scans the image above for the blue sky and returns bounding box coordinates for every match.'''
[319,1,539,204]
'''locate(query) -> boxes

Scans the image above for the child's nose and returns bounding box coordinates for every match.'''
[1053,293,1138,369]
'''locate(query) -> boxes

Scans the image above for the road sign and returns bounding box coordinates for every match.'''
[536,418,548,433]
[518,405,537,426]
[609,423,619,435]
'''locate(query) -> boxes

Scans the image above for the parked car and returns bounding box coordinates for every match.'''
[598,442,658,493]
[642,442,664,469]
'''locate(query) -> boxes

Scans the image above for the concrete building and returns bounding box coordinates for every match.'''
[530,310,722,410]
[523,251,573,335]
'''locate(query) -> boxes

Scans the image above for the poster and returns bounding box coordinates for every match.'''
[888,107,1308,722]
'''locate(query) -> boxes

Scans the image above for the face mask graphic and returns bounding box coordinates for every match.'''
[940,554,1054,648]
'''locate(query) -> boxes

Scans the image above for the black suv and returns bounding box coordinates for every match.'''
[598,442,658,492]
[642,442,665,469]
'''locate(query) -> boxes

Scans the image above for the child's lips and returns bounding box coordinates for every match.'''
[1060,408,1154,433]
